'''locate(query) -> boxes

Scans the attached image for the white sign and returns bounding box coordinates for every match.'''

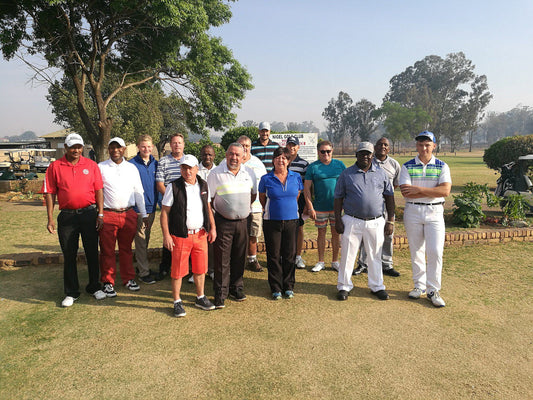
[270,132,318,164]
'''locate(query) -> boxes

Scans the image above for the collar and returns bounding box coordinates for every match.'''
[414,155,436,165]
[59,155,88,167]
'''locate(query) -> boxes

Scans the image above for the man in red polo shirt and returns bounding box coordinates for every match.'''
[44,133,106,307]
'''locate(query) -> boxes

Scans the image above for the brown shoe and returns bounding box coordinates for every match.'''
[248,259,263,272]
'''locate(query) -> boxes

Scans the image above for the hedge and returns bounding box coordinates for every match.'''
[483,135,533,170]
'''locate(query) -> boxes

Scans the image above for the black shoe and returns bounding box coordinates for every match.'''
[140,273,156,284]
[371,290,390,300]
[337,290,349,301]
[214,297,225,309]
[155,270,169,281]
[247,259,263,272]
[353,264,367,275]
[173,301,186,317]
[229,288,247,302]
[383,267,400,277]
[195,296,215,311]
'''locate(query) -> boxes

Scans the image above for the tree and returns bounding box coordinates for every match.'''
[384,52,492,149]
[270,121,287,132]
[286,121,320,133]
[347,99,378,143]
[322,91,354,153]
[379,102,431,152]
[0,1,253,161]
[220,127,258,150]
[241,120,256,128]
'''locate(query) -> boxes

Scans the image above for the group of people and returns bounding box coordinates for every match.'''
[44,121,451,317]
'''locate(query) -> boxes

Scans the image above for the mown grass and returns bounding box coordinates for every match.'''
[1,242,532,399]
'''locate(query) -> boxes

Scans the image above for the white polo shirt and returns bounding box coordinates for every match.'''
[162,180,207,230]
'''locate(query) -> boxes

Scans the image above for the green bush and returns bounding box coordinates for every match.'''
[452,182,498,227]
[483,135,533,170]
[220,127,258,150]
[501,193,529,225]
[184,139,225,164]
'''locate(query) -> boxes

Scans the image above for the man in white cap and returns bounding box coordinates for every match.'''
[399,131,451,307]
[98,137,147,297]
[44,133,106,307]
[251,121,280,172]
[160,154,217,317]
[334,142,395,301]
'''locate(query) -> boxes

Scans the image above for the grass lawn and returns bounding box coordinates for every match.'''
[1,242,532,399]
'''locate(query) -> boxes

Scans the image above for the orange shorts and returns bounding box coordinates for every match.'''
[170,229,208,280]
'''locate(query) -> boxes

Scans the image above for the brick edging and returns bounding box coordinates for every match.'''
[1,227,532,268]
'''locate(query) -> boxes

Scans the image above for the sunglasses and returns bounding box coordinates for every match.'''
[320,149,332,154]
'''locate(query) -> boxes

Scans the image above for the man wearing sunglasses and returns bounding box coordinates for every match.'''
[304,140,346,272]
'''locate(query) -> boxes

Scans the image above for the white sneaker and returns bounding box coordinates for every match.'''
[311,261,325,272]
[331,261,340,271]
[295,256,306,269]
[427,290,446,307]
[125,279,140,291]
[61,296,78,307]
[93,290,106,300]
[408,287,425,299]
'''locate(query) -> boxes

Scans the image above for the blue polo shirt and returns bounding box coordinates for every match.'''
[129,153,158,214]
[259,170,303,220]
[305,159,346,211]
[334,163,393,219]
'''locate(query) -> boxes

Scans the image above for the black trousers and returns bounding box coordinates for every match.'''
[213,214,248,300]
[159,246,172,273]
[57,208,101,297]
[263,219,299,293]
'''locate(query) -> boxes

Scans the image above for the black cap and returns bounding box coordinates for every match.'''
[286,136,299,145]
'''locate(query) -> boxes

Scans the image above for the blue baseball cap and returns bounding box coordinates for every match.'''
[416,131,436,143]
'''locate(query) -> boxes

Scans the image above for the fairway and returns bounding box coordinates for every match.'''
[1,242,532,400]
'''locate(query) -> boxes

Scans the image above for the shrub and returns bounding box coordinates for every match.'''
[220,127,258,150]
[184,139,225,164]
[483,135,533,170]
[452,182,499,227]
[501,193,529,225]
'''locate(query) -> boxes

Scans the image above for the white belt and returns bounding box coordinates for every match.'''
[188,228,204,234]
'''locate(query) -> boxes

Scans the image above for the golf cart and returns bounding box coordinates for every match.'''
[0,149,39,181]
[494,154,533,212]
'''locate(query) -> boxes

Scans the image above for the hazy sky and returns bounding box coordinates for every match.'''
[1,0,532,137]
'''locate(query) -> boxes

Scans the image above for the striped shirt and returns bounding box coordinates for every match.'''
[398,155,452,204]
[155,154,184,186]
[289,155,309,178]
[251,139,280,172]
[207,163,257,220]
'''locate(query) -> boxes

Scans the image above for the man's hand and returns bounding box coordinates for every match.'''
[47,220,56,234]
[163,234,174,251]
[96,216,104,231]
[335,218,344,235]
[308,207,317,220]
[207,227,217,244]
[384,221,394,236]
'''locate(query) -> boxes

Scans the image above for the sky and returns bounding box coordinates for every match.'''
[1,0,532,137]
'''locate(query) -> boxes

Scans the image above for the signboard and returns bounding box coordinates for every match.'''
[270,132,318,164]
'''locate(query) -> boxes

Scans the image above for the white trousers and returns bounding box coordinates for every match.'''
[337,214,385,292]
[403,203,445,292]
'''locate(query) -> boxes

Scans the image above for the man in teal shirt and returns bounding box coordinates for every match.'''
[304,140,346,272]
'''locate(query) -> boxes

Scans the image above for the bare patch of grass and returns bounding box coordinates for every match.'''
[1,242,532,399]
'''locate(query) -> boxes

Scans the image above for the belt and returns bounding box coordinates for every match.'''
[407,202,445,206]
[188,228,204,235]
[346,213,382,221]
[61,204,96,214]
[104,207,133,213]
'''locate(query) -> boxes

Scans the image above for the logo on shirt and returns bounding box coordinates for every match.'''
[83,169,89,175]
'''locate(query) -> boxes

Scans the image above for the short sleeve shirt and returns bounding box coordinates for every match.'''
[251,139,280,172]
[399,155,452,203]
[156,154,183,186]
[373,156,401,187]
[43,155,103,210]
[259,170,303,220]
[207,163,257,220]
[304,159,346,211]
[334,163,393,219]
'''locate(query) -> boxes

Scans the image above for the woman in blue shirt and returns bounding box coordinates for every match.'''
[259,147,303,300]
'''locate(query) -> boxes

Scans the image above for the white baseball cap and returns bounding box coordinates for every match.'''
[259,121,271,131]
[108,137,126,147]
[356,142,374,154]
[65,133,84,147]
[181,154,199,168]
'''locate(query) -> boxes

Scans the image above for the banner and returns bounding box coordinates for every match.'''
[270,132,318,164]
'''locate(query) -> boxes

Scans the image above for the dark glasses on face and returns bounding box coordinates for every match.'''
[320,149,332,154]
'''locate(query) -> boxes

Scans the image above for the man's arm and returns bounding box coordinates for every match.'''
[160,205,174,251]
[95,188,104,230]
[45,193,56,234]
[156,181,167,196]
[383,194,395,236]
[303,180,316,219]
[333,197,344,234]
[207,202,217,244]
[250,191,257,205]
[400,182,451,199]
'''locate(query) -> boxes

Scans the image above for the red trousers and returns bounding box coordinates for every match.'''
[99,209,137,285]
[171,229,208,280]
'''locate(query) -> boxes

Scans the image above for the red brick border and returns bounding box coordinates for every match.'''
[1,227,532,268]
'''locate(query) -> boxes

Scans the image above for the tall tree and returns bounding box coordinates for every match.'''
[384,52,491,149]
[0,1,253,161]
[379,102,431,152]
[270,121,287,132]
[347,98,378,143]
[322,91,353,153]
[241,120,257,128]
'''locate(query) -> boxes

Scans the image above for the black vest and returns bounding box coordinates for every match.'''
[168,176,211,238]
